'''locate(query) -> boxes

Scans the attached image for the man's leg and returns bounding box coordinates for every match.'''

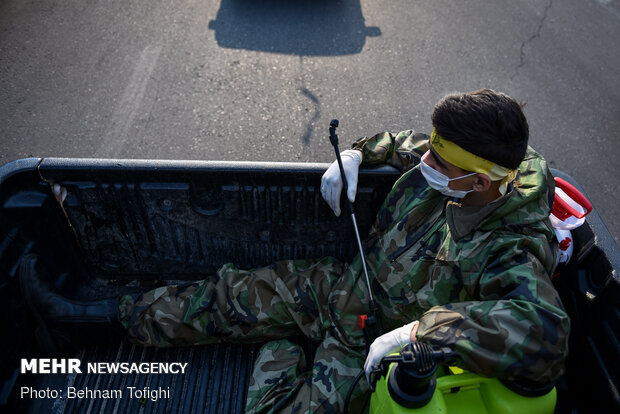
[119,257,344,346]
[245,333,369,414]
[307,334,368,413]
[245,339,309,413]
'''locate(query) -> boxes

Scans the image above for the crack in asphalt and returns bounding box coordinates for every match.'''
[300,87,320,145]
[511,0,553,80]
[298,56,320,147]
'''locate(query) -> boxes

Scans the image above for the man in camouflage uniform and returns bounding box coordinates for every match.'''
[23,89,569,413]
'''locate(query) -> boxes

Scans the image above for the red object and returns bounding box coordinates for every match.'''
[358,314,368,330]
[559,237,572,251]
[552,177,593,221]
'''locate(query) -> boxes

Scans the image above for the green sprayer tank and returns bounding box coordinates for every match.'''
[369,343,556,414]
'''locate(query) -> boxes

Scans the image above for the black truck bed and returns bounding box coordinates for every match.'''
[0,158,618,413]
[13,342,258,414]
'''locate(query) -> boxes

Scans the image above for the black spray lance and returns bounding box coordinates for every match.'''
[328,119,381,347]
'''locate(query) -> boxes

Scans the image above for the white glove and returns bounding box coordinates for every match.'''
[364,321,419,385]
[320,149,362,216]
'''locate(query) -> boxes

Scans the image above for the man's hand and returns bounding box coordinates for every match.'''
[364,321,419,385]
[320,149,362,216]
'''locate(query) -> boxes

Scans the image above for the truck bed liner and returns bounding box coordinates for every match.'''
[17,342,258,414]
[1,158,618,413]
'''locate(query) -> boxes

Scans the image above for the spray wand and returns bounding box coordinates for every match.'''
[328,119,381,346]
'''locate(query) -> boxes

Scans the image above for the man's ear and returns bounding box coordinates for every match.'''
[473,174,492,192]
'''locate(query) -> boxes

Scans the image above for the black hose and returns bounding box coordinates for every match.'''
[343,370,366,414]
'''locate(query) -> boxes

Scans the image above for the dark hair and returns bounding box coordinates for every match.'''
[431,89,529,169]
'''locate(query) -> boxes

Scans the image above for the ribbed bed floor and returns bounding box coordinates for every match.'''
[16,341,259,414]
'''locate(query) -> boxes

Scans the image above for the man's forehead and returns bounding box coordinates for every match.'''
[429,146,469,173]
[429,146,448,168]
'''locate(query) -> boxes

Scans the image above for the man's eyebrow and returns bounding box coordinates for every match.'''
[429,147,447,169]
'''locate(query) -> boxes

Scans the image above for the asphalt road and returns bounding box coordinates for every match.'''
[1,0,619,244]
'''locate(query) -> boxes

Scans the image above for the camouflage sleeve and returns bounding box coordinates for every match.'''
[415,249,570,386]
[350,130,430,171]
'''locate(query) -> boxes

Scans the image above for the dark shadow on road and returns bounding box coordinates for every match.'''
[299,86,320,144]
[208,0,381,56]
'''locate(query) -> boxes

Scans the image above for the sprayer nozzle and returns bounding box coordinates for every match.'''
[329,119,340,146]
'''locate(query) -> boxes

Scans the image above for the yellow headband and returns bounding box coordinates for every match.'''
[430,129,517,183]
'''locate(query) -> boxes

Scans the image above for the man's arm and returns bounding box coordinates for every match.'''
[351,130,430,171]
[415,249,570,386]
[322,130,429,216]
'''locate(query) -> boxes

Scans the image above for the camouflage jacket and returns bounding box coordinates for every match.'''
[351,130,570,386]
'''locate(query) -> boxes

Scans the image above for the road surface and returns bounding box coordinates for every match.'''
[1,0,619,243]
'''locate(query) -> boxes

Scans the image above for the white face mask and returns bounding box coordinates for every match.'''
[420,158,477,199]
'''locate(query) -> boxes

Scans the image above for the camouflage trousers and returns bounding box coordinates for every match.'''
[119,256,373,413]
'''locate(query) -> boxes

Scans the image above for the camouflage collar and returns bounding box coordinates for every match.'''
[446,188,513,241]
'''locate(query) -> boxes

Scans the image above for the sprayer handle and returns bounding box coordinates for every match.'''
[553,177,593,220]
